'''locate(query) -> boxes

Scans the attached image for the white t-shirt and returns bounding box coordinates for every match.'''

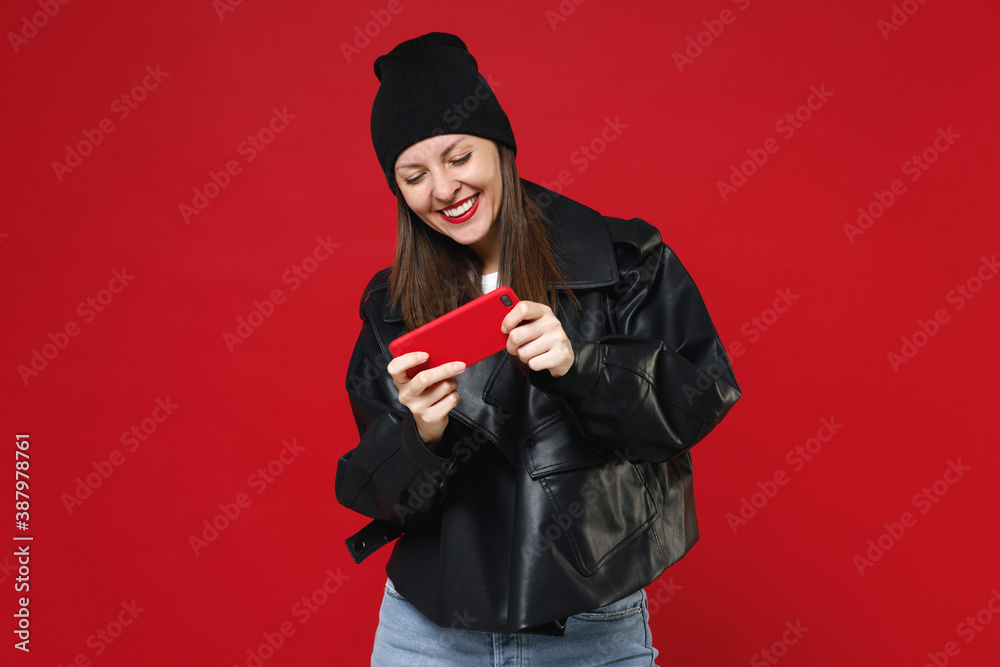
[481,272,499,294]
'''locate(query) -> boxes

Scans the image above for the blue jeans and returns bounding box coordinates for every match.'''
[371,578,661,666]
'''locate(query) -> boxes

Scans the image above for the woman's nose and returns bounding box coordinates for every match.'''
[431,171,460,202]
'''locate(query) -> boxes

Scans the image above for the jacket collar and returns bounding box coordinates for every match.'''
[521,179,618,288]
[380,179,617,324]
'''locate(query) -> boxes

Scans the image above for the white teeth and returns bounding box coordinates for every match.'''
[442,194,478,218]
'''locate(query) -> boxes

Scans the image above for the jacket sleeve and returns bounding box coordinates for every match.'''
[529,220,741,463]
[334,312,463,528]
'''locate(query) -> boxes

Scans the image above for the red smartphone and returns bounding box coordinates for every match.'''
[389,286,519,378]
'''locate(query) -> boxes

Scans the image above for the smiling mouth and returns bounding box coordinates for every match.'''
[439,194,480,222]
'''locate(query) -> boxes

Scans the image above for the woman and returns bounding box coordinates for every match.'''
[335,32,741,666]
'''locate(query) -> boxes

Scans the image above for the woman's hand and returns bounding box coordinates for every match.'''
[387,352,466,450]
[501,301,574,377]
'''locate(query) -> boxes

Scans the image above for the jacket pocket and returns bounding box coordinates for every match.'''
[532,451,659,577]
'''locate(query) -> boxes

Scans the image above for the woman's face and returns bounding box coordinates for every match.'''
[394,134,503,270]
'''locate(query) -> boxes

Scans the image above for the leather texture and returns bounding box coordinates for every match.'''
[335,180,741,635]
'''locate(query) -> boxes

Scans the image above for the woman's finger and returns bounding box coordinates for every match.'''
[501,300,548,335]
[512,335,553,362]
[411,361,466,393]
[387,351,428,384]
[408,377,459,409]
[422,391,461,423]
[526,347,573,376]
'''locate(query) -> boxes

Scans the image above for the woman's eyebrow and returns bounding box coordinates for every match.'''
[395,139,464,171]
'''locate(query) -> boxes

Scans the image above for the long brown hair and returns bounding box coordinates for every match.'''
[388,143,581,370]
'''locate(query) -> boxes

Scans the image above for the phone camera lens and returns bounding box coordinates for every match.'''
[500,294,512,307]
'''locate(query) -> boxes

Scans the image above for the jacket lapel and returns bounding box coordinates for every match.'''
[451,351,523,466]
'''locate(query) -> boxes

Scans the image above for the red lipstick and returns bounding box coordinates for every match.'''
[438,193,480,224]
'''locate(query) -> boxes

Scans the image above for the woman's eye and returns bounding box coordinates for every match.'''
[403,153,469,185]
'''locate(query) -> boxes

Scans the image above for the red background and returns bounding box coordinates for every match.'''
[3,0,999,665]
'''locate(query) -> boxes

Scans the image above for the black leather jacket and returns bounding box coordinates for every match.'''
[335,180,741,636]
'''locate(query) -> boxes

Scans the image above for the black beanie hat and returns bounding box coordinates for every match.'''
[370,32,517,193]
